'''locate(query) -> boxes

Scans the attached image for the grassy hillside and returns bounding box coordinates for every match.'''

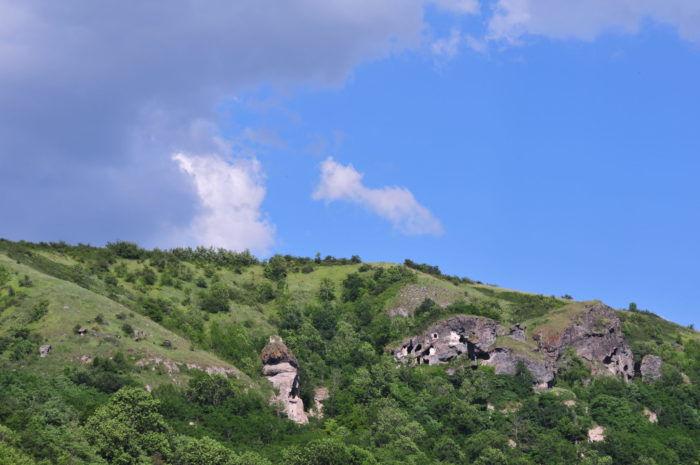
[1,239,699,465]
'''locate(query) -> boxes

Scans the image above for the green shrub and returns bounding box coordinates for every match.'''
[121,323,134,336]
[26,300,49,324]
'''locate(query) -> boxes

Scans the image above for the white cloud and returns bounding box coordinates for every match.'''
[464,35,487,52]
[488,0,700,43]
[432,29,462,59]
[172,152,274,254]
[431,0,480,15]
[0,0,439,246]
[313,158,443,236]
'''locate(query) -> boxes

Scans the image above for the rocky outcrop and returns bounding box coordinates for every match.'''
[135,357,240,378]
[391,315,503,365]
[390,301,634,386]
[389,315,556,384]
[507,324,526,342]
[483,348,556,386]
[640,354,663,382]
[261,336,308,424]
[532,302,634,381]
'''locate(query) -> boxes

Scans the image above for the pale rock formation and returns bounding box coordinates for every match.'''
[640,355,663,383]
[643,408,658,423]
[261,336,308,424]
[588,425,606,442]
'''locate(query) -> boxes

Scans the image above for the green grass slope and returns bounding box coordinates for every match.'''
[0,251,251,390]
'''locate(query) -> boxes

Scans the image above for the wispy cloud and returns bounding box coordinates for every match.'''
[432,29,463,60]
[488,0,700,43]
[313,158,443,236]
[172,152,274,254]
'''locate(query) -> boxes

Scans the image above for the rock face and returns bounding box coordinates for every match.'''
[261,336,308,424]
[640,354,663,382]
[507,324,526,342]
[391,315,503,365]
[484,348,556,386]
[390,301,634,386]
[533,302,635,381]
[389,315,556,384]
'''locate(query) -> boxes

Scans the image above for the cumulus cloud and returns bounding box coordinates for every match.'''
[488,0,700,43]
[313,158,443,236]
[173,152,274,254]
[0,0,436,247]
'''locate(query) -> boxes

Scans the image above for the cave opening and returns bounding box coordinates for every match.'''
[602,348,619,365]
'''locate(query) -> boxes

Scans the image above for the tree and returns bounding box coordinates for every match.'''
[318,278,336,302]
[172,436,237,465]
[85,387,170,465]
[264,255,288,282]
[282,439,375,465]
[140,266,157,286]
[342,273,366,302]
[185,373,235,408]
[200,282,231,313]
[106,241,143,259]
[0,264,10,286]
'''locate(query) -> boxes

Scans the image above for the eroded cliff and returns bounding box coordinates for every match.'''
[389,301,635,386]
[261,335,308,424]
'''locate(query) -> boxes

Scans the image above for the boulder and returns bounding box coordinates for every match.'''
[640,355,663,382]
[261,336,308,424]
[39,344,52,357]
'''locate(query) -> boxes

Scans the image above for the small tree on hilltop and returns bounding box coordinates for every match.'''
[264,255,288,282]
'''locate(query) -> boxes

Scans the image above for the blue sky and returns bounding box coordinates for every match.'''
[0,0,698,326]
